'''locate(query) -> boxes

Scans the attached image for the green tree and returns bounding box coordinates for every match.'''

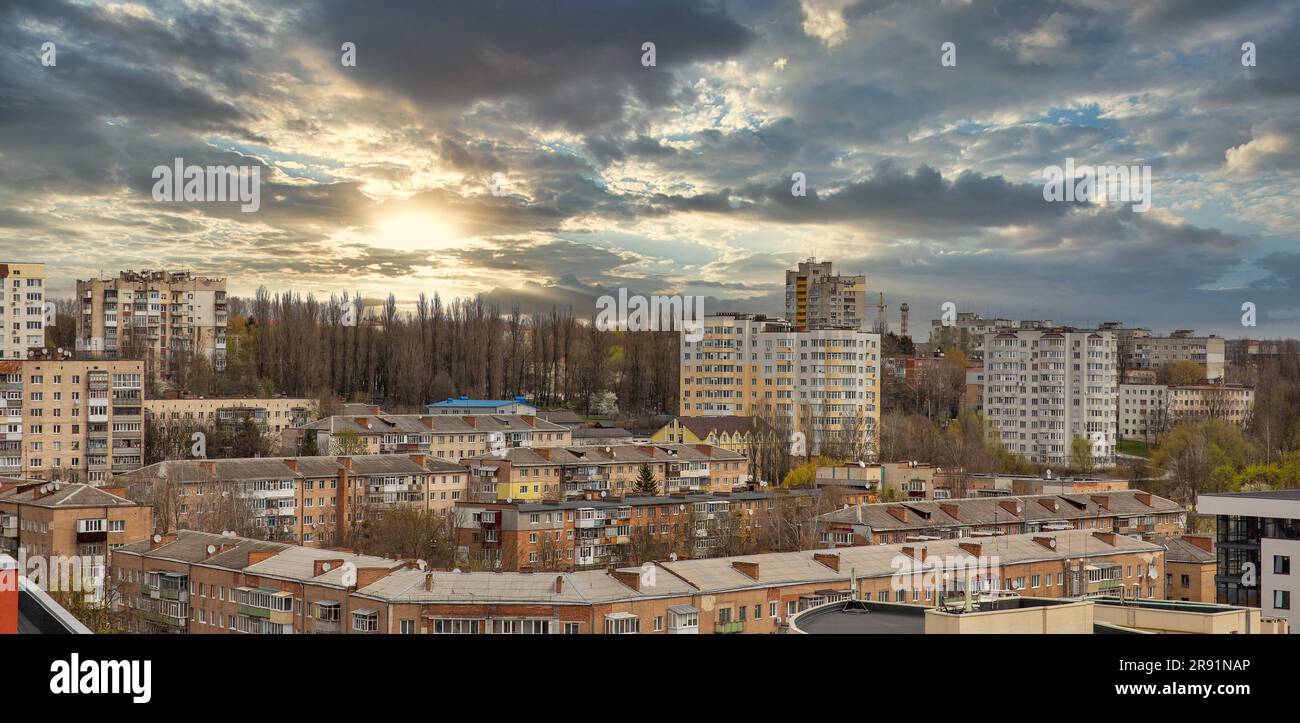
[632,463,659,495]
[331,429,369,456]
[1070,436,1095,473]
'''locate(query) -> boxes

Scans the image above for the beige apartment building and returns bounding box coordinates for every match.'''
[785,258,867,331]
[76,270,228,380]
[114,454,469,547]
[144,396,318,434]
[0,481,153,560]
[304,413,571,460]
[1119,381,1254,443]
[0,263,46,360]
[1118,328,1225,381]
[680,313,881,457]
[1,358,145,483]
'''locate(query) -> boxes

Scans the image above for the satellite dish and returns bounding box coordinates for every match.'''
[1049,538,1057,549]
[152,534,162,543]
[417,560,427,570]
[600,491,607,498]
[858,460,866,468]
[206,544,216,554]
[669,553,678,562]
[321,562,331,572]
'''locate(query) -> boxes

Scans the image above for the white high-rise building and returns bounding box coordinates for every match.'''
[983,328,1118,467]
[680,313,881,457]
[0,263,46,359]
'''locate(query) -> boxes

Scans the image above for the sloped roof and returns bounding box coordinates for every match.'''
[818,490,1182,531]
[0,482,139,509]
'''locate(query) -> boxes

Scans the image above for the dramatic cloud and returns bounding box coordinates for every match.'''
[1,0,1298,338]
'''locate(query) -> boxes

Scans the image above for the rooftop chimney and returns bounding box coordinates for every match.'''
[813,553,840,572]
[282,458,299,472]
[998,499,1022,517]
[1183,535,1214,553]
[200,460,217,476]
[958,541,982,556]
[312,559,345,577]
[1134,492,1152,507]
[1092,531,1117,546]
[902,545,928,563]
[148,532,178,551]
[610,568,641,591]
[1032,536,1058,551]
[887,505,909,523]
[554,575,564,594]
[247,549,280,566]
[408,454,426,466]
[1091,495,1111,510]
[731,561,760,580]
[337,456,353,470]
[939,503,960,520]
[1038,498,1058,512]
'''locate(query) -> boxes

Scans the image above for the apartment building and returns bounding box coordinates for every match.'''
[114,454,469,547]
[982,328,1118,466]
[305,413,571,459]
[680,313,881,456]
[651,415,775,458]
[107,527,1167,634]
[144,396,318,434]
[0,263,45,360]
[1198,491,1300,632]
[1119,381,1254,443]
[75,270,228,380]
[0,481,152,560]
[814,489,1185,546]
[1,358,145,483]
[456,488,867,571]
[460,443,749,503]
[784,258,867,331]
[929,312,1053,362]
[1151,534,1216,603]
[814,461,964,501]
[1118,329,1225,380]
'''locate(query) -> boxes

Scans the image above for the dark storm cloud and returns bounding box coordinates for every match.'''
[305,0,753,131]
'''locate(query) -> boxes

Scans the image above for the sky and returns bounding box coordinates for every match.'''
[1,0,1298,340]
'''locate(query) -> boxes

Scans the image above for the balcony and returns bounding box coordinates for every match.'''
[714,620,745,634]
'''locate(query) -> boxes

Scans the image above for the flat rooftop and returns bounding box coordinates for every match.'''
[791,600,927,634]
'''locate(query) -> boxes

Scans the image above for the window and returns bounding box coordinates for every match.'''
[605,614,639,634]
[433,618,480,634]
[1274,590,1291,610]
[399,620,416,634]
[352,610,379,632]
[563,622,580,635]
[1274,555,1291,575]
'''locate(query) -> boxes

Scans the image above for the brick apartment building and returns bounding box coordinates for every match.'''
[460,443,749,503]
[814,489,1185,546]
[108,527,1167,634]
[114,454,467,547]
[1152,534,1216,603]
[144,395,319,434]
[304,413,571,459]
[0,481,153,560]
[456,487,872,571]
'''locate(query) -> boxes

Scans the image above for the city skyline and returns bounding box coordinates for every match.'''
[2,0,1299,339]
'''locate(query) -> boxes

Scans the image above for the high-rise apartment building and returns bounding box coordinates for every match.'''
[680,313,881,457]
[0,359,145,483]
[0,263,46,360]
[982,328,1118,467]
[76,270,228,381]
[784,259,867,331]
[929,312,1054,362]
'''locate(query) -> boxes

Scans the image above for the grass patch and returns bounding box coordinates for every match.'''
[1118,439,1153,458]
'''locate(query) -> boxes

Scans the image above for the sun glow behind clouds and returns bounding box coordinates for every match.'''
[369,211,461,251]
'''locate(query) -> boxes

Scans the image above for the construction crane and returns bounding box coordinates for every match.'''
[874,292,886,334]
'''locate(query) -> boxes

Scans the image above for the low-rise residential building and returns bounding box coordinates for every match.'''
[1119,381,1254,443]
[956,473,1130,498]
[570,426,637,446]
[456,488,868,571]
[114,454,469,547]
[815,461,962,501]
[651,416,776,459]
[1,358,145,483]
[1197,490,1300,633]
[305,413,571,459]
[814,489,1185,546]
[0,481,153,561]
[107,527,1169,634]
[1152,534,1216,603]
[460,443,749,502]
[143,396,318,434]
[427,396,537,415]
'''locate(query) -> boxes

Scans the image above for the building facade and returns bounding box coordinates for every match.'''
[680,313,881,457]
[75,270,228,380]
[0,263,45,361]
[784,258,867,332]
[114,454,469,547]
[983,328,1118,467]
[1198,491,1300,633]
[0,481,153,561]
[305,413,571,459]
[1118,329,1225,381]
[107,527,1168,634]
[426,396,538,415]
[1,359,145,482]
[460,443,749,503]
[1119,381,1253,443]
[144,396,318,434]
